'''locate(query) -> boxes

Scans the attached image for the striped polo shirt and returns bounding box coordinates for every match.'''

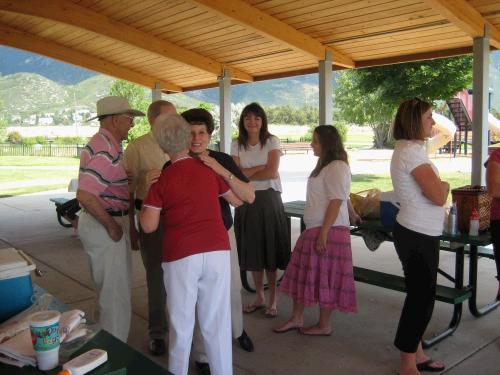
[78,128,129,211]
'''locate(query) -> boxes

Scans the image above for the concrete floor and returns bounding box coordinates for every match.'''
[1,192,499,375]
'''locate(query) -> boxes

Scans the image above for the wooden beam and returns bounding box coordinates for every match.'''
[0,24,182,92]
[179,66,349,93]
[0,0,253,82]
[423,0,500,49]
[190,0,355,68]
[355,47,473,68]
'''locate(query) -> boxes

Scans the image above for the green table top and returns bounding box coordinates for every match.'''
[0,330,167,375]
[283,200,492,246]
[0,287,168,375]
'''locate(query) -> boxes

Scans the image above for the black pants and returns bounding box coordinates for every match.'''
[393,221,440,353]
[491,220,500,281]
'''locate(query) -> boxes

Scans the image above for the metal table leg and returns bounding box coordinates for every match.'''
[423,243,465,348]
[468,244,500,317]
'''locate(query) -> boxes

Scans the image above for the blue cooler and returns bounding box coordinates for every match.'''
[380,191,400,228]
[0,248,36,323]
[380,201,400,227]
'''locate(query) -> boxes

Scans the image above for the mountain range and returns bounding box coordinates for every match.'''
[1,45,499,117]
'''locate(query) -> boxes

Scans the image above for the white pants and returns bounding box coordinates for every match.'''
[192,228,243,363]
[78,211,132,342]
[163,251,232,375]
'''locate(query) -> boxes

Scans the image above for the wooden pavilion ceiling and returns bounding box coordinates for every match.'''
[0,0,499,93]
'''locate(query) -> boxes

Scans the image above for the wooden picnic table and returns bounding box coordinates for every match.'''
[280,200,499,348]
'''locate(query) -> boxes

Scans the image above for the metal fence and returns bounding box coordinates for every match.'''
[0,144,83,158]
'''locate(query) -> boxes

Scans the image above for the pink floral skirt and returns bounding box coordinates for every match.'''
[279,226,357,312]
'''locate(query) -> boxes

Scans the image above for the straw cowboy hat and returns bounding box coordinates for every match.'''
[88,96,145,121]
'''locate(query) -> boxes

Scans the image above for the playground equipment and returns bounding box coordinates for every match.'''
[489,112,500,139]
[427,112,457,154]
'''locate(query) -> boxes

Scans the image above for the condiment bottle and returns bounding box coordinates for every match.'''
[447,203,458,235]
[57,349,107,375]
[468,208,480,236]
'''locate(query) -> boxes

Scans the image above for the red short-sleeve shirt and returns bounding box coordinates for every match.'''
[143,157,230,262]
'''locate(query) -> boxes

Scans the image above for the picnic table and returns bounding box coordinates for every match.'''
[281,200,499,348]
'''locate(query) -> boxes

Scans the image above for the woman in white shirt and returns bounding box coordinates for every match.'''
[390,98,449,375]
[274,125,357,336]
[231,103,290,318]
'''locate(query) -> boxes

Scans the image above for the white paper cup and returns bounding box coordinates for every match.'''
[35,346,60,371]
[29,310,61,371]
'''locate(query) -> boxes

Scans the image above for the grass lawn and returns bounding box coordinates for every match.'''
[276,126,374,148]
[0,156,79,197]
[0,169,78,184]
[352,171,471,203]
[345,133,373,149]
[0,156,80,166]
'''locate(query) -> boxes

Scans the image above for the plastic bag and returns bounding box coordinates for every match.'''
[350,189,381,219]
[0,292,99,363]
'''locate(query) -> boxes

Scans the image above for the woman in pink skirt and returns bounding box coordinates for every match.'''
[274,125,357,336]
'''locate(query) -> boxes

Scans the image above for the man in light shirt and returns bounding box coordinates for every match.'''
[123,100,176,355]
[77,96,145,342]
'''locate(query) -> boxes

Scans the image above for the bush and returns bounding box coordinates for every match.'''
[53,136,89,145]
[297,122,347,144]
[7,131,22,144]
[301,133,313,142]
[332,121,348,142]
[21,137,39,145]
[19,136,47,145]
[35,136,47,144]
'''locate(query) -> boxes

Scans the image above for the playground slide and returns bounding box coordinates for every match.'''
[489,113,500,138]
[426,112,456,154]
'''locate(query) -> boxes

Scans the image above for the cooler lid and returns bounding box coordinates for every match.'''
[0,248,36,279]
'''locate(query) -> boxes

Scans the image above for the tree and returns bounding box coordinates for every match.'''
[335,56,473,148]
[335,73,395,148]
[266,104,319,125]
[109,80,149,142]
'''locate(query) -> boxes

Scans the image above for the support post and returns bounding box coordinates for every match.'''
[471,29,490,185]
[319,51,333,125]
[219,69,231,153]
[151,82,162,102]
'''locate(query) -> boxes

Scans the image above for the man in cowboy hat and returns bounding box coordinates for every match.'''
[77,96,144,342]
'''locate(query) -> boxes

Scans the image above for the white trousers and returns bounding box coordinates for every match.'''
[192,228,243,363]
[78,211,132,342]
[163,251,232,375]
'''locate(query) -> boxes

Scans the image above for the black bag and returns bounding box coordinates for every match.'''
[56,198,81,220]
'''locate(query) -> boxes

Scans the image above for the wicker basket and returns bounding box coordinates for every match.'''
[451,185,491,232]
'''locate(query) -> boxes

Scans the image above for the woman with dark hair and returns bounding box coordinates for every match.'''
[390,98,449,375]
[274,125,357,336]
[231,102,290,318]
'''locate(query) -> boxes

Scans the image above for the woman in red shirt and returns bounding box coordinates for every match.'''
[140,114,241,375]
